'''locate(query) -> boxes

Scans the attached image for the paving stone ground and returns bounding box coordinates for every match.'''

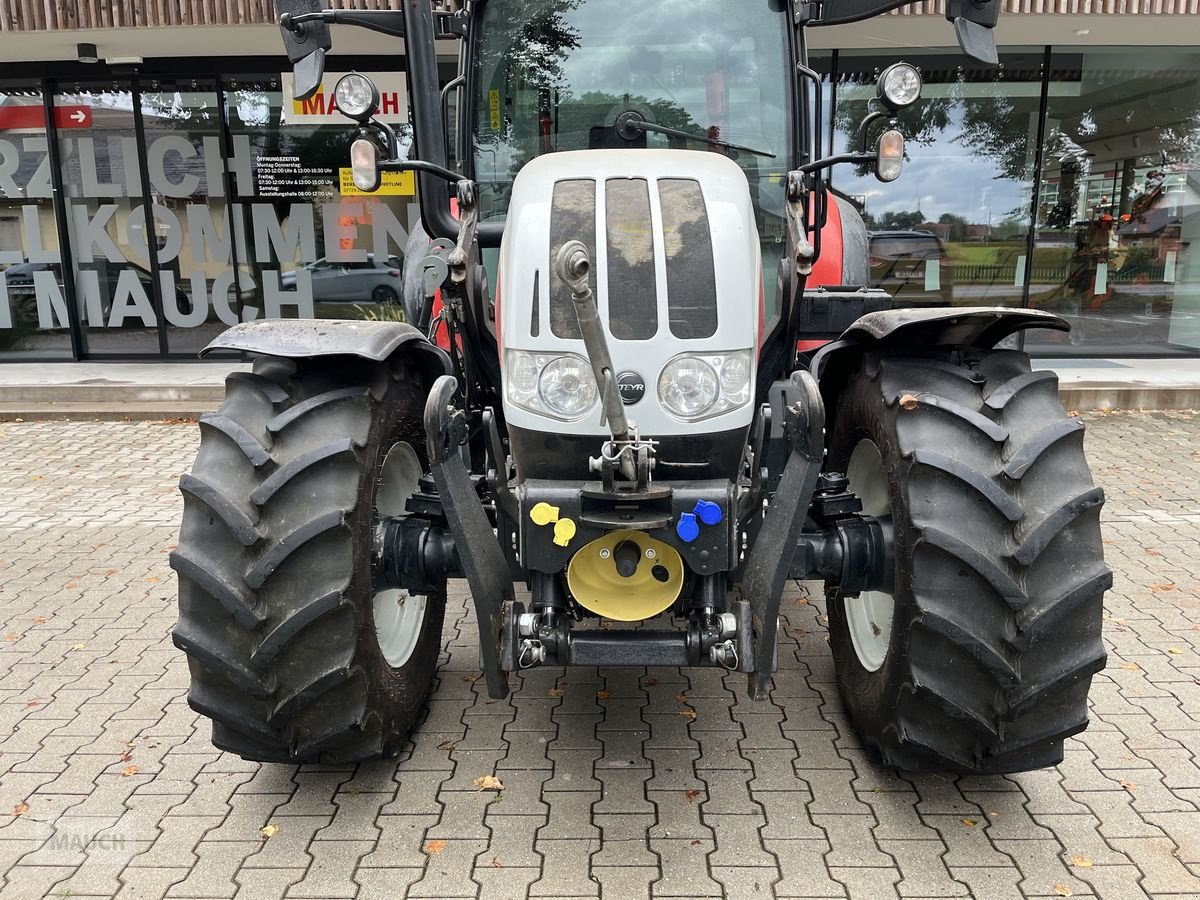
[1,410,1199,899]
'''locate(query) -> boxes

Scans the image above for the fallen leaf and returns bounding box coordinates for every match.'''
[674,693,688,703]
[1120,780,1136,792]
[462,673,480,683]
[71,643,86,651]
[490,855,502,869]
[685,790,701,803]
[595,690,611,700]
[3,634,19,642]
[436,740,458,751]
[121,765,139,777]
[961,818,977,827]
[644,678,658,686]
[32,616,48,625]
[1149,582,1177,592]
[1121,662,1141,671]
[1067,410,1080,417]
[145,576,160,584]
[678,707,698,720]
[1054,885,1073,897]
[12,803,29,817]
[1144,548,1162,557]
[23,699,41,710]
[104,569,118,577]
[64,582,78,590]
[795,596,809,605]
[473,775,504,792]
[260,823,280,840]
[899,393,919,411]
[424,839,446,854]
[120,751,133,763]
[1070,856,1093,868]
[30,475,41,481]
[546,688,564,697]
[691,839,702,846]
[1168,647,1183,655]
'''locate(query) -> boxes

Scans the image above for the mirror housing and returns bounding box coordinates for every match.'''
[275,0,331,100]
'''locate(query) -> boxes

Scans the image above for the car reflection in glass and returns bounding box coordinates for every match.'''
[3,261,194,323]
[281,254,403,306]
[868,231,954,307]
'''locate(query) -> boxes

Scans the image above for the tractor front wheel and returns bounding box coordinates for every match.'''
[826,348,1110,773]
[171,354,444,763]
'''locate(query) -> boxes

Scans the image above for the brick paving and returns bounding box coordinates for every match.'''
[0,410,1198,899]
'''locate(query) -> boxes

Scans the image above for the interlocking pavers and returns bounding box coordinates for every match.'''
[4,412,1200,898]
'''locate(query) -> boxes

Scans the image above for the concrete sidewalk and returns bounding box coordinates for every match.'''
[0,357,1197,420]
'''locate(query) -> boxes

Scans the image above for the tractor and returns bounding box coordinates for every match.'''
[172,0,1111,773]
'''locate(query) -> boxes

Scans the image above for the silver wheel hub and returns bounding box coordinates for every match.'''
[372,441,428,669]
[843,440,895,673]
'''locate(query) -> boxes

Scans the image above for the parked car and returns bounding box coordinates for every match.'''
[280,254,403,305]
[868,230,954,306]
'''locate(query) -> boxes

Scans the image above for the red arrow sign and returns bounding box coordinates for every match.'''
[0,105,93,131]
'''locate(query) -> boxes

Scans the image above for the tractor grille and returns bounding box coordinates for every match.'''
[547,177,718,342]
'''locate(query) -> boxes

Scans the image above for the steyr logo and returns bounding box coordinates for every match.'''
[617,372,646,405]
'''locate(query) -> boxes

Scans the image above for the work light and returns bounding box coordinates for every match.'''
[877,62,922,110]
[334,72,380,122]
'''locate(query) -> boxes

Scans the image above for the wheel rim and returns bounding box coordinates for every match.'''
[374,286,397,305]
[372,441,428,669]
[843,439,895,673]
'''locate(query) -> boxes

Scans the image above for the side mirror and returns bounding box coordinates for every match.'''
[946,0,999,66]
[275,0,331,100]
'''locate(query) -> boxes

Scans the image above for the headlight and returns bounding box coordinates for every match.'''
[659,351,753,422]
[333,72,380,122]
[505,350,598,421]
[877,62,922,110]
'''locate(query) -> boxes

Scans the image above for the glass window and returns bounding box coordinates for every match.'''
[471,0,792,229]
[224,77,417,324]
[832,51,1045,310]
[140,78,245,355]
[1026,49,1200,355]
[55,84,167,356]
[0,87,72,359]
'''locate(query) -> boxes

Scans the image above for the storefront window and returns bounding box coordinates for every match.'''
[225,76,416,328]
[1026,50,1200,354]
[832,51,1044,310]
[0,87,70,359]
[140,78,242,355]
[55,85,166,355]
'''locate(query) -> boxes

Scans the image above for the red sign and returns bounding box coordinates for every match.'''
[0,105,93,131]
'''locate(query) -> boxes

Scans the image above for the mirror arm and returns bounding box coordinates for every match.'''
[798,151,875,175]
[280,9,406,38]
[856,108,890,153]
[379,158,465,185]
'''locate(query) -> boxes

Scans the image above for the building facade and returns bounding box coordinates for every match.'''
[0,1,1198,360]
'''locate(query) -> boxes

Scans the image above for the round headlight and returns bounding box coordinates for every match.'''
[334,72,380,122]
[659,357,719,419]
[878,62,922,110]
[508,353,540,397]
[538,356,597,419]
[719,355,751,400]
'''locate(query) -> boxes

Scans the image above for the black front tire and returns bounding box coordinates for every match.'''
[826,347,1111,773]
[171,354,444,763]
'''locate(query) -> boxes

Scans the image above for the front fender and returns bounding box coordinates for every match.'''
[200,319,453,379]
[810,306,1068,419]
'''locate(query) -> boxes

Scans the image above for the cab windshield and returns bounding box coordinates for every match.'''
[472,0,792,237]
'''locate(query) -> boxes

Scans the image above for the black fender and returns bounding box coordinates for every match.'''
[810,306,1069,425]
[201,319,453,384]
